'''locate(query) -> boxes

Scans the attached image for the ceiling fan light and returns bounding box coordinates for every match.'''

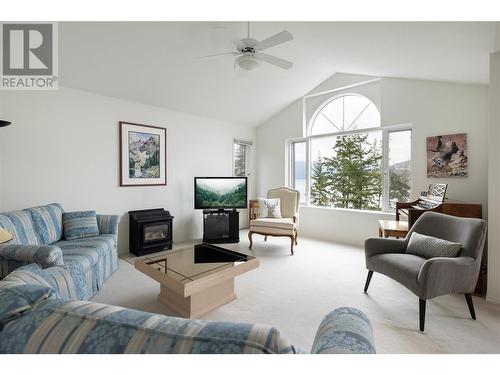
[236,55,261,71]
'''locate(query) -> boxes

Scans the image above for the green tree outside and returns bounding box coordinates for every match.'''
[310,154,330,207]
[389,168,411,207]
[310,133,383,210]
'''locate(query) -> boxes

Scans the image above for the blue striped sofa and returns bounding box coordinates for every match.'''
[0,264,376,354]
[0,203,120,300]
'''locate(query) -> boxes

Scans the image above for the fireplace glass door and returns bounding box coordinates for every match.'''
[144,223,170,244]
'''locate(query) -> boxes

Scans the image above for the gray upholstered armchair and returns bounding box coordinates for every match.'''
[364,211,487,332]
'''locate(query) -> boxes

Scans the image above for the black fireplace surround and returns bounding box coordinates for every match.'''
[129,209,173,256]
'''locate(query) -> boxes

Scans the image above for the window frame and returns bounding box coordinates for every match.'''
[288,101,412,212]
[308,93,381,136]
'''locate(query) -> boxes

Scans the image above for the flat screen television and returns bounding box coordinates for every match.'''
[194,177,248,210]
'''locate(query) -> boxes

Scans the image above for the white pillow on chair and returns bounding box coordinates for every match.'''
[258,198,282,218]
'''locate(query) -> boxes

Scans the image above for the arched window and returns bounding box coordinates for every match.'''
[290,93,411,212]
[310,94,380,136]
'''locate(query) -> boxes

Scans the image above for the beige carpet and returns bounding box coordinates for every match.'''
[92,231,500,353]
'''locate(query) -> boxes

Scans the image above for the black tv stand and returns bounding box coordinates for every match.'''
[203,209,239,243]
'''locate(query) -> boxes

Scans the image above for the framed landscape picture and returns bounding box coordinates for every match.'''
[119,121,167,186]
[426,133,468,178]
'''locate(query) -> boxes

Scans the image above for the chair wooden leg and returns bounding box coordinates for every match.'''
[363,270,373,293]
[295,230,298,245]
[419,298,426,332]
[264,235,267,242]
[248,231,253,250]
[289,235,294,255]
[465,293,476,320]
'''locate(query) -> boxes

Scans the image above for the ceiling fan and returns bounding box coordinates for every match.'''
[199,22,294,71]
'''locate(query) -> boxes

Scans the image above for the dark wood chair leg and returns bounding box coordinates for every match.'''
[465,293,476,320]
[248,231,253,250]
[295,230,298,245]
[264,235,267,242]
[363,270,374,293]
[419,298,426,332]
[290,235,294,255]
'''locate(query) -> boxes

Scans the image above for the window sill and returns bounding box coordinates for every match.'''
[300,204,395,216]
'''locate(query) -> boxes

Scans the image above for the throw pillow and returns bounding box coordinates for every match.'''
[258,198,282,218]
[406,232,462,259]
[62,211,99,240]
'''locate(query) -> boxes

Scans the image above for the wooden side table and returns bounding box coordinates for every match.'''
[378,220,409,239]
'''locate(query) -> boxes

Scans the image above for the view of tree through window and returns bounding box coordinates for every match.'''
[295,93,411,212]
[311,132,383,210]
[389,130,412,208]
[233,142,247,177]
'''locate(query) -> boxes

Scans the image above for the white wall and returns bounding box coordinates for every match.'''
[0,87,256,254]
[488,51,500,303]
[495,22,500,51]
[256,73,489,246]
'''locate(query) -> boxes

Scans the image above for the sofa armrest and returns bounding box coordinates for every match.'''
[0,244,63,269]
[311,307,375,354]
[96,215,120,235]
[364,237,407,261]
[43,266,78,300]
[417,256,477,299]
[3,263,76,300]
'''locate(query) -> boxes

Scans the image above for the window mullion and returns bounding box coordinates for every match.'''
[306,137,311,206]
[382,129,390,212]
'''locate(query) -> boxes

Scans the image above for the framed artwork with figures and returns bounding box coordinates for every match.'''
[426,133,467,178]
[119,121,167,186]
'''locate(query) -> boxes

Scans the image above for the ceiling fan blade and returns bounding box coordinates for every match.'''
[197,52,239,59]
[255,31,293,51]
[255,53,293,70]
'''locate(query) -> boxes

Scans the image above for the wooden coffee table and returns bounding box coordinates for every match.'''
[134,243,259,318]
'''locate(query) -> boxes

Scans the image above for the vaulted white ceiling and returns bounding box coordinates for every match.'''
[59,22,496,127]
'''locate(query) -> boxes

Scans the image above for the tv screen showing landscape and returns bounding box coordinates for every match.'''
[194,177,247,209]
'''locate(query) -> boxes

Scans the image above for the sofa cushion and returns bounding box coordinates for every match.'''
[56,235,115,262]
[0,211,40,245]
[63,211,99,240]
[25,203,64,245]
[251,217,296,229]
[367,253,426,296]
[0,281,58,330]
[406,232,462,259]
[249,218,296,236]
[56,235,116,280]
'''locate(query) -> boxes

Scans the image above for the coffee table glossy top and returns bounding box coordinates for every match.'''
[137,243,256,285]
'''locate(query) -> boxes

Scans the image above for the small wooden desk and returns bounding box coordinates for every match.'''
[378,220,409,239]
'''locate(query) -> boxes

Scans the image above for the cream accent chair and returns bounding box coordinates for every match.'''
[248,187,300,255]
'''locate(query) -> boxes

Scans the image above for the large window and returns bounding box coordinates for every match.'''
[291,94,411,212]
